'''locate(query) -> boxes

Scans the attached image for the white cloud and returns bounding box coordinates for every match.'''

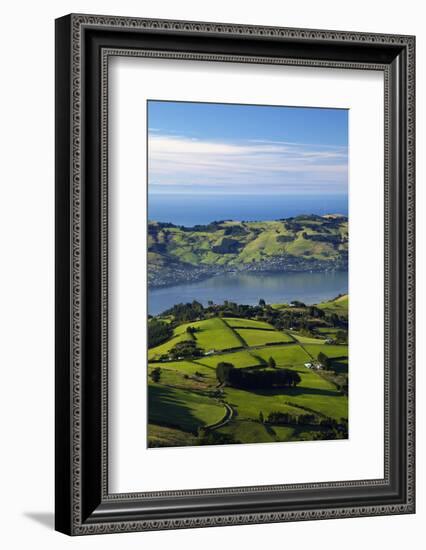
[148,133,348,194]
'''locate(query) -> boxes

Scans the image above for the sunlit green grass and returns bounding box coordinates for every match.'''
[317,294,348,313]
[236,328,293,346]
[290,332,326,344]
[198,350,261,369]
[148,331,193,360]
[224,317,275,330]
[255,344,311,367]
[303,344,348,360]
[223,387,302,420]
[148,361,216,390]
[190,318,242,351]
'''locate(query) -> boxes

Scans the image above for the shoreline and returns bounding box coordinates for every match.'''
[148,263,348,291]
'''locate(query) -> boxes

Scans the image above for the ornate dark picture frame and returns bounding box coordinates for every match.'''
[55,14,415,536]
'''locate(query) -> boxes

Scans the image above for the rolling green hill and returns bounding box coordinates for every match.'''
[317,293,349,313]
[147,299,349,448]
[148,214,348,287]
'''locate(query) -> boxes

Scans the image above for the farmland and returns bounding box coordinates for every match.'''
[147,294,349,447]
[234,327,293,347]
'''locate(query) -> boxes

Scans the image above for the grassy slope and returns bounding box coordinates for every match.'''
[148,331,192,360]
[148,383,225,433]
[198,350,261,369]
[304,344,348,360]
[148,424,198,448]
[148,362,216,392]
[317,294,349,313]
[223,387,302,419]
[290,332,326,344]
[148,217,348,269]
[224,317,276,330]
[148,306,349,445]
[235,328,293,346]
[218,420,277,443]
[148,317,242,359]
[254,344,311,366]
[191,318,242,350]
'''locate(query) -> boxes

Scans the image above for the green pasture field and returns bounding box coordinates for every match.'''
[224,363,346,420]
[148,331,192,360]
[148,317,243,360]
[317,294,349,313]
[197,349,261,369]
[284,364,337,391]
[223,317,275,330]
[285,232,335,260]
[289,332,326,344]
[189,317,242,351]
[148,362,216,391]
[149,360,215,377]
[303,344,348,360]
[270,425,297,441]
[254,344,311,367]
[223,387,302,420]
[284,390,348,420]
[217,420,277,444]
[235,328,293,346]
[148,383,225,434]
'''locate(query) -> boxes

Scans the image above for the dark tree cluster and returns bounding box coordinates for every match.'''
[163,300,204,322]
[212,237,244,254]
[268,411,318,426]
[197,429,239,446]
[180,220,226,233]
[224,225,248,236]
[150,367,161,383]
[216,362,301,390]
[276,234,295,243]
[303,233,342,244]
[148,319,173,348]
[169,340,202,360]
[318,351,331,369]
[267,411,348,439]
[312,418,348,440]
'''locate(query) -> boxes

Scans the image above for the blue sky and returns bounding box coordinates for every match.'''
[148,100,348,196]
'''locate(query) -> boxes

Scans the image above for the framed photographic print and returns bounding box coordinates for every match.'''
[55,14,415,535]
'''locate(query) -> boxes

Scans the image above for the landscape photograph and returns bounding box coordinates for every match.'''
[147,100,349,448]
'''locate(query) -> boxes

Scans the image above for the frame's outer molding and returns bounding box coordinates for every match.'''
[55,13,415,536]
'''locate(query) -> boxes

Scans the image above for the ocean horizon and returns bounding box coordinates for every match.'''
[148,193,348,227]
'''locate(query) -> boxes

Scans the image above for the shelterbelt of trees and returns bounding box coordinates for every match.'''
[147,294,349,448]
[148,214,348,287]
